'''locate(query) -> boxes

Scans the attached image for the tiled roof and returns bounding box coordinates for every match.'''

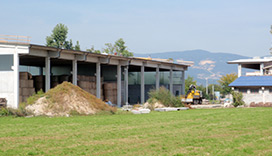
[229,76,272,87]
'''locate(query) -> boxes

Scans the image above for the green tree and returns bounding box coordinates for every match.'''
[102,38,133,57]
[102,43,115,54]
[87,46,101,54]
[75,41,80,51]
[218,73,237,95]
[64,39,74,50]
[185,75,197,93]
[46,23,80,50]
[167,58,174,62]
[115,38,133,57]
[46,23,68,48]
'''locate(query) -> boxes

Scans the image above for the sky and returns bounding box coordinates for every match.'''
[1,0,272,57]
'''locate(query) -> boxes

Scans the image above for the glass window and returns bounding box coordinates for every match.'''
[250,88,259,93]
[0,55,13,71]
[239,88,247,93]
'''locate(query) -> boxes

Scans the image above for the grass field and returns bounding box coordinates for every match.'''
[0,108,271,156]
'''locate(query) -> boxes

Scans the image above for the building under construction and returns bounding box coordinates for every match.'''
[0,35,191,108]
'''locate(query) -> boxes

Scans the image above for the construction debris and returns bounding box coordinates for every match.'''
[190,104,223,109]
[154,107,189,112]
[143,101,165,110]
[131,108,151,114]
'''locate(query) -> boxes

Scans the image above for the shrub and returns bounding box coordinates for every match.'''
[231,91,245,107]
[0,108,11,116]
[148,87,184,107]
[0,106,30,117]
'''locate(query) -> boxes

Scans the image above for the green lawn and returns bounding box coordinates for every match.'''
[0,108,271,156]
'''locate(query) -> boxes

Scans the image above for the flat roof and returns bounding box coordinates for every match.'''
[29,44,190,68]
[227,57,272,64]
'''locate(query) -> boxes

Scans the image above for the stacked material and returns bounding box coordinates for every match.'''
[59,75,70,84]
[103,82,117,104]
[19,72,35,103]
[51,76,59,88]
[33,75,44,92]
[77,75,103,100]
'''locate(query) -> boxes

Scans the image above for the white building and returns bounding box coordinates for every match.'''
[228,57,272,106]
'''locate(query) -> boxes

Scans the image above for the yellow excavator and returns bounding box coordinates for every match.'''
[181,84,203,104]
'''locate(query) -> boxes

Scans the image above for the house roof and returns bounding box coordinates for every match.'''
[229,76,272,87]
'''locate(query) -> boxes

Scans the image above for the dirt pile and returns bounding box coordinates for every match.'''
[25,82,116,116]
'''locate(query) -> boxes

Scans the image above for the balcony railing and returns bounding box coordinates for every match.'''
[0,35,31,44]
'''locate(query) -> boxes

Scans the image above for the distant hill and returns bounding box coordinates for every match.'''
[135,50,250,85]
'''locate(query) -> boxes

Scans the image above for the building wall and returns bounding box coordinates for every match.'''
[0,44,29,108]
[0,71,15,107]
[237,87,272,106]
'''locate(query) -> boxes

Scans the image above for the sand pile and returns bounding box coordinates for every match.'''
[25,82,116,116]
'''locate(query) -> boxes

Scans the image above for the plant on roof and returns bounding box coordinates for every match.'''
[46,23,81,50]
[102,38,133,57]
[86,45,101,54]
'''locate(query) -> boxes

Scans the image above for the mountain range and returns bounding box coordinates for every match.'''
[135,50,250,85]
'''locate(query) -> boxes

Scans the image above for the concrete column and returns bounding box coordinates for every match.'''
[156,65,160,90]
[238,64,242,77]
[181,71,185,95]
[117,64,121,107]
[96,62,101,99]
[45,56,51,92]
[169,68,173,94]
[72,59,77,85]
[125,66,129,105]
[141,65,145,104]
[260,63,264,75]
[13,47,19,109]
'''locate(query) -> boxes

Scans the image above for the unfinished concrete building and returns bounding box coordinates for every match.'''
[0,36,190,109]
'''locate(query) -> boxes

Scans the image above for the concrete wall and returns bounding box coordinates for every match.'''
[237,87,272,106]
[0,71,15,107]
[0,44,29,108]
[0,53,16,108]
